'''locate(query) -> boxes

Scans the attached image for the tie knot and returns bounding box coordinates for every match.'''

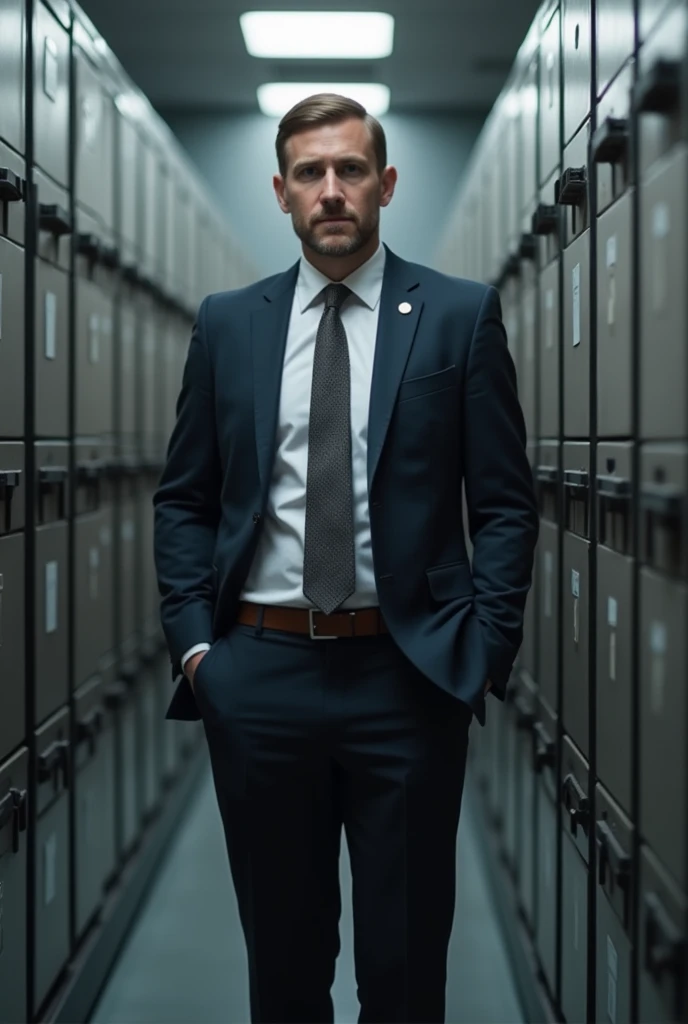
[324,283,350,311]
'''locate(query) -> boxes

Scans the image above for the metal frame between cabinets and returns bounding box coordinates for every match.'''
[23,0,38,1016]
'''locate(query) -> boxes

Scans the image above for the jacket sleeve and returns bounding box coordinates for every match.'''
[153,296,221,678]
[462,284,539,698]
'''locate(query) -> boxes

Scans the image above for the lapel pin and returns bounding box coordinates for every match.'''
[398,302,412,315]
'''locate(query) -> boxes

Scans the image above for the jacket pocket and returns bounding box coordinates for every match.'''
[426,560,474,602]
[397,364,457,402]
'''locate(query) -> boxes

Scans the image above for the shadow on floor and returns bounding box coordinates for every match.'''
[91,759,524,1024]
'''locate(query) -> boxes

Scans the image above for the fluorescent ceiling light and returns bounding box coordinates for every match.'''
[257,83,390,117]
[240,11,394,59]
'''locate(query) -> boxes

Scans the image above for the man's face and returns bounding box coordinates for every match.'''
[274,117,396,259]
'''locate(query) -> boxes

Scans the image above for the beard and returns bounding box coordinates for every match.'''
[292,207,379,258]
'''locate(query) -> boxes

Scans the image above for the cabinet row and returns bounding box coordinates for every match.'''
[0,660,204,1024]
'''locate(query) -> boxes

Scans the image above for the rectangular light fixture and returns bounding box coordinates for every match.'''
[257,83,391,118]
[240,11,394,59]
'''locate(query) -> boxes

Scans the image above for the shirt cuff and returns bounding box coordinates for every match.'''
[181,643,212,673]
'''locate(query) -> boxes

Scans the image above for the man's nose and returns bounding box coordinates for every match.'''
[320,169,345,202]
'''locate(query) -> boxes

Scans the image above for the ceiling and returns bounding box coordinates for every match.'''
[76,0,541,115]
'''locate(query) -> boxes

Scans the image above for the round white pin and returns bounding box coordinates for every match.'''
[398,302,412,314]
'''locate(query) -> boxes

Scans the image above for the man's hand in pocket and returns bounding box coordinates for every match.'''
[186,652,207,694]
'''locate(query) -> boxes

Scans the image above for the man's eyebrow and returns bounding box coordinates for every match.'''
[292,155,369,171]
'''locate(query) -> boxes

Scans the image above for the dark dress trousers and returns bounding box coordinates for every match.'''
[153,244,539,1023]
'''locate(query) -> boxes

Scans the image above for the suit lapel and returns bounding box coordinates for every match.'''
[251,261,300,496]
[250,246,423,499]
[367,246,423,492]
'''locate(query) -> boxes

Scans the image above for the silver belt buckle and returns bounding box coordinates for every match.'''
[309,608,338,639]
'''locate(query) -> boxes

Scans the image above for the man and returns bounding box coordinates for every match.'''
[153,93,538,1024]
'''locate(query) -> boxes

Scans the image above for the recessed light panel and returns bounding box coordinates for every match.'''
[257,82,391,117]
[241,11,394,59]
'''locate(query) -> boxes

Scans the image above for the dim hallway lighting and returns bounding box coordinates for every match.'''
[257,82,391,117]
[240,11,395,59]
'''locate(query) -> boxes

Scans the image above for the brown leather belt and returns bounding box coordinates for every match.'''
[236,601,389,639]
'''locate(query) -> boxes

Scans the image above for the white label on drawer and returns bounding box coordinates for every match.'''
[609,630,617,682]
[122,519,135,542]
[652,202,669,312]
[44,832,57,906]
[0,273,3,340]
[525,294,535,361]
[653,202,670,240]
[651,620,667,654]
[89,313,100,364]
[45,560,58,634]
[544,551,553,618]
[545,288,554,349]
[650,621,667,714]
[45,292,57,360]
[89,546,100,599]
[607,267,617,328]
[608,596,618,628]
[571,569,580,598]
[99,525,112,547]
[606,235,617,268]
[572,263,581,347]
[43,37,59,101]
[607,935,618,1023]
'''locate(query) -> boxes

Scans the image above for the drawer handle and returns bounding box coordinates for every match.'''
[38,203,72,236]
[100,244,120,269]
[562,772,589,835]
[77,705,104,756]
[634,58,681,115]
[533,721,555,773]
[640,483,684,519]
[76,233,101,261]
[518,232,537,261]
[38,739,70,787]
[536,465,559,484]
[39,466,68,486]
[0,168,23,203]
[0,470,22,491]
[564,469,590,492]
[597,474,632,501]
[555,166,588,206]
[77,460,106,483]
[644,890,685,1018]
[0,788,28,853]
[595,819,631,888]
[531,203,558,236]
[590,117,630,164]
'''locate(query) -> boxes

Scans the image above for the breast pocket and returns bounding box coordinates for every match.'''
[397,364,457,403]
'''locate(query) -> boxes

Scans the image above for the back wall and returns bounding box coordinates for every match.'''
[160,110,485,279]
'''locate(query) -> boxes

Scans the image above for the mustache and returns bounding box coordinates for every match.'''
[315,213,356,222]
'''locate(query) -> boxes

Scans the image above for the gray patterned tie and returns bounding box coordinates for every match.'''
[303,282,356,614]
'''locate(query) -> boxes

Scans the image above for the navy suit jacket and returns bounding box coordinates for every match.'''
[153,244,539,726]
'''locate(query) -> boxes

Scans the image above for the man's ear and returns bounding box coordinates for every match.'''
[273,174,290,214]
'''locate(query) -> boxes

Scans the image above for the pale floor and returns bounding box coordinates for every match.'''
[90,761,524,1024]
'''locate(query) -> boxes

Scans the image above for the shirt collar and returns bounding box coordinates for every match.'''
[297,242,386,314]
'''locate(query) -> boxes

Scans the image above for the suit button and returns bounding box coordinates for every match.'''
[253,512,261,524]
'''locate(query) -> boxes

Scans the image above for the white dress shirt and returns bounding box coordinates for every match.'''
[181,242,386,672]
